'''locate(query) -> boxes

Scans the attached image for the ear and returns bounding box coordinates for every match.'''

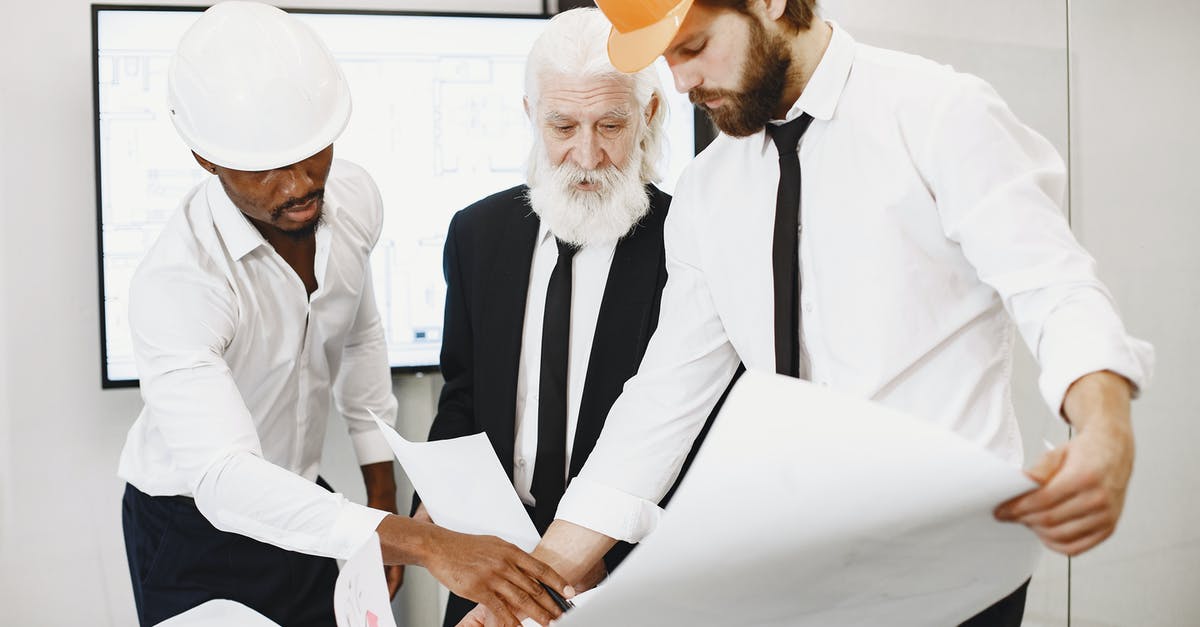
[761,0,788,22]
[192,151,217,174]
[644,92,661,125]
[523,96,531,121]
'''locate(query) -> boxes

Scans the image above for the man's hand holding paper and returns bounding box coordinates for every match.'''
[996,370,1136,555]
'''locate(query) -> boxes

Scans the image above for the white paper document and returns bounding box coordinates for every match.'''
[334,533,398,627]
[559,371,1043,627]
[371,414,541,551]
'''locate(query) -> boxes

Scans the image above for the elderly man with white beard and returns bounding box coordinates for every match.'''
[410,8,734,627]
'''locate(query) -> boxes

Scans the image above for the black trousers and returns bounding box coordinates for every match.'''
[122,481,340,627]
[960,579,1030,627]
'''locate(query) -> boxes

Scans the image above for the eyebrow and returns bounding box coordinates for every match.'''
[542,108,632,124]
[665,32,704,57]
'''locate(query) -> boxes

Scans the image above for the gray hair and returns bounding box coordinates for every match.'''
[524,8,668,184]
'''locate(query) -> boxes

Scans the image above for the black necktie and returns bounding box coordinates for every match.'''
[767,113,814,379]
[531,238,577,533]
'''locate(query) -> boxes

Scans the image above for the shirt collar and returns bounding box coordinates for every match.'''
[761,21,856,149]
[537,219,555,247]
[206,176,342,262]
[207,177,266,261]
[787,21,856,123]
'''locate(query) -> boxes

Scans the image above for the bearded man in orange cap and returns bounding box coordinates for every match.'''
[453,1,1155,626]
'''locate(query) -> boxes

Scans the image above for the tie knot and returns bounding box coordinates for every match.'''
[555,238,578,260]
[767,113,814,157]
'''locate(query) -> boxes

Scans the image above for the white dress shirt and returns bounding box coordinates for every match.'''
[556,23,1155,543]
[118,159,399,560]
[513,223,618,506]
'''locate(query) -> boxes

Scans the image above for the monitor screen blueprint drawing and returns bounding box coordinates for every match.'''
[93,6,702,387]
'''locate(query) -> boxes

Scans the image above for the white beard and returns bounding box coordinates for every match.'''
[526,140,651,248]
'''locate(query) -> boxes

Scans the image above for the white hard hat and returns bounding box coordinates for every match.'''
[166,1,351,171]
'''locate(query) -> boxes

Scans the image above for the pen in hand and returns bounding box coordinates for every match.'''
[540,581,574,612]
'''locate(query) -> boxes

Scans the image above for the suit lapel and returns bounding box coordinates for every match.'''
[477,202,539,480]
[570,188,669,477]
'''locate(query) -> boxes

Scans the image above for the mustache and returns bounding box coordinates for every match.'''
[271,189,324,220]
[689,88,735,107]
[557,163,622,190]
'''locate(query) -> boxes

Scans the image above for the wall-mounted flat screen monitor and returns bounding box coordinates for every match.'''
[93,5,703,387]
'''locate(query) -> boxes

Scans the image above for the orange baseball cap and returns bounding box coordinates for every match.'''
[596,0,695,73]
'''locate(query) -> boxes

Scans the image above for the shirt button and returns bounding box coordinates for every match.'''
[517,458,527,468]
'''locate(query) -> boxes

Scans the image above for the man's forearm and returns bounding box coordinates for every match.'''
[1061,370,1134,432]
[361,461,398,509]
[533,519,617,589]
[375,513,438,565]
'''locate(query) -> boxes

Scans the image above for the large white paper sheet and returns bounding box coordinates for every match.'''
[371,414,541,552]
[334,533,398,627]
[559,371,1042,627]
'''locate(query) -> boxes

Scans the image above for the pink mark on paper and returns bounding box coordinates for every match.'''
[365,610,379,627]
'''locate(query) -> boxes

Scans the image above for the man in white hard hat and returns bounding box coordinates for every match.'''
[470,1,1154,626]
[413,10,734,626]
[117,3,569,627]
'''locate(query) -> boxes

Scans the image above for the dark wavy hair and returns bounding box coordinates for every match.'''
[694,0,818,32]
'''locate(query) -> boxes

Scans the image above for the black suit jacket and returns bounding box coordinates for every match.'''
[421,184,734,624]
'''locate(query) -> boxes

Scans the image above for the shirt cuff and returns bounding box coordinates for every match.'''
[352,428,396,466]
[328,501,390,560]
[555,476,664,544]
[1038,330,1155,418]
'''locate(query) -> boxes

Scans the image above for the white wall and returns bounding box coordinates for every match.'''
[1066,1,1200,625]
[0,16,11,571]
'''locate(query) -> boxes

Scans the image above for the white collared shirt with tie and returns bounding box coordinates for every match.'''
[556,23,1154,543]
[513,223,618,506]
[118,159,399,559]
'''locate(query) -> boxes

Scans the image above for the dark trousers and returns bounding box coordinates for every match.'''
[960,579,1030,627]
[122,481,339,627]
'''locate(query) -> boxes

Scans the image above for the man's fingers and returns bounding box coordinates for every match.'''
[1025,446,1068,484]
[1018,489,1106,530]
[1034,510,1112,544]
[497,570,559,626]
[516,552,571,597]
[503,555,552,601]
[997,463,1091,520]
[480,594,521,627]
[1041,527,1113,556]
